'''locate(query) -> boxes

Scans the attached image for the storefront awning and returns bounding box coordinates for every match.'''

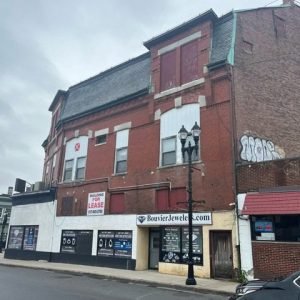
[242,191,300,215]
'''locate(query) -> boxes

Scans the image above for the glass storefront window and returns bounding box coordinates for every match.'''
[160,226,203,265]
[251,215,300,242]
[7,225,38,251]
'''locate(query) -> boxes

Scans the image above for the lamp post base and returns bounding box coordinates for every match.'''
[186,277,197,285]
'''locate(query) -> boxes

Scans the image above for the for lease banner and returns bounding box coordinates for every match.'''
[87,192,105,216]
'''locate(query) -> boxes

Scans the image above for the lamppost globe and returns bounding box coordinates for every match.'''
[191,122,201,139]
[178,125,188,143]
[178,122,201,286]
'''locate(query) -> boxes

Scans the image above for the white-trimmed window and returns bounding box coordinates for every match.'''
[96,134,107,145]
[162,136,177,166]
[115,129,129,174]
[76,157,86,180]
[160,103,200,166]
[95,128,109,145]
[64,159,74,181]
[63,136,88,182]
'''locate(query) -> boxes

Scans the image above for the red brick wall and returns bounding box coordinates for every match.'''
[234,6,300,161]
[54,18,235,216]
[236,158,300,192]
[151,21,212,94]
[252,241,300,279]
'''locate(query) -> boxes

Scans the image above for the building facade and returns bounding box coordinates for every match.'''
[233,3,300,279]
[6,1,300,280]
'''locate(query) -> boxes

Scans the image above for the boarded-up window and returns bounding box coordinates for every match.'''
[181,40,199,84]
[110,193,125,214]
[169,188,187,210]
[61,197,74,216]
[156,189,169,211]
[160,50,176,91]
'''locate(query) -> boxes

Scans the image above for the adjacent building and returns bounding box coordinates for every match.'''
[6,1,300,280]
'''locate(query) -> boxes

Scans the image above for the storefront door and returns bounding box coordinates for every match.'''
[149,230,160,269]
[210,231,233,278]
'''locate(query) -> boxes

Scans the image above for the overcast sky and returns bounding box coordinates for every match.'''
[0,0,280,194]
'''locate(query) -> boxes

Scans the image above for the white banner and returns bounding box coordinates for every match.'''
[136,212,212,226]
[87,192,105,216]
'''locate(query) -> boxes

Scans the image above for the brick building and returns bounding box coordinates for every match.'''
[6,1,300,280]
[233,2,300,279]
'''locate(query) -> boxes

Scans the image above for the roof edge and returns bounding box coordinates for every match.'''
[48,90,67,112]
[233,4,296,14]
[60,87,149,125]
[69,52,150,91]
[143,9,218,49]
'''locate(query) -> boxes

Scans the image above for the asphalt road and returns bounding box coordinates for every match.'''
[0,265,227,300]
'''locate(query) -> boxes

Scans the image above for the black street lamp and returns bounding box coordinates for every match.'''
[178,122,201,286]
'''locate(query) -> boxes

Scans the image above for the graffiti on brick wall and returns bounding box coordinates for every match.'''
[240,135,281,162]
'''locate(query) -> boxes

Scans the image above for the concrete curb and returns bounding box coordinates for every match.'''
[0,261,235,297]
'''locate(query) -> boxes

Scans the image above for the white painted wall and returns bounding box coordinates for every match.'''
[160,103,200,165]
[237,193,254,279]
[52,214,137,258]
[10,201,138,258]
[9,201,56,252]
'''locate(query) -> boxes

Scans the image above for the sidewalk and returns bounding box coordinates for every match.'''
[0,253,237,296]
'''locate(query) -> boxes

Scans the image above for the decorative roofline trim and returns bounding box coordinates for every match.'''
[143,9,217,49]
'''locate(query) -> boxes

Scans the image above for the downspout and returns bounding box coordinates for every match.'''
[227,11,243,278]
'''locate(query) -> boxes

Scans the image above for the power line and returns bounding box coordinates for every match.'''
[264,0,281,6]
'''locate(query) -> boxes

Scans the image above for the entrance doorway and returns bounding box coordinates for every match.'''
[210,231,233,278]
[149,229,160,269]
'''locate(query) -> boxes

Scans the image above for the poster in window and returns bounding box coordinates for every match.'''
[161,227,180,263]
[255,221,273,233]
[182,227,202,254]
[7,226,24,249]
[162,227,180,252]
[182,227,203,265]
[87,192,105,216]
[114,231,132,257]
[23,226,38,251]
[61,230,76,253]
[98,231,114,256]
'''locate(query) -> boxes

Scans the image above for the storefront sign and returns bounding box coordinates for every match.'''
[87,192,105,216]
[61,230,76,253]
[23,226,39,251]
[98,231,114,256]
[136,212,212,226]
[7,226,24,250]
[114,231,132,258]
[97,230,132,258]
[182,227,202,254]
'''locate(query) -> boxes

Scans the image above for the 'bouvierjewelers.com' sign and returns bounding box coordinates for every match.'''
[136,212,212,226]
[87,192,105,216]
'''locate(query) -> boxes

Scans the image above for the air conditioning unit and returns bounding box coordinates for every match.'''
[33,181,45,192]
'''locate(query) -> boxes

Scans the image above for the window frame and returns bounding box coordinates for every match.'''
[160,226,203,265]
[95,134,107,145]
[75,156,86,180]
[63,159,74,181]
[161,136,177,166]
[115,147,128,174]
